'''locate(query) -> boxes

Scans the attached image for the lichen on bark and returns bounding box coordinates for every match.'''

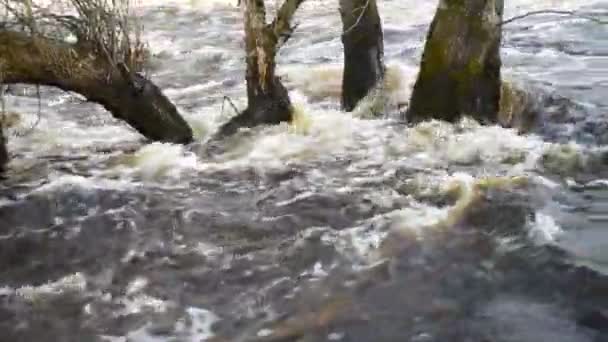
[407,0,504,124]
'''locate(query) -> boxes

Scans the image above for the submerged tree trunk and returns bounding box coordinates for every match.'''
[406,0,504,124]
[0,122,7,172]
[217,0,304,136]
[340,0,385,112]
[0,31,193,144]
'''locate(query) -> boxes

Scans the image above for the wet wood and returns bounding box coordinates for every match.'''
[217,0,305,136]
[340,0,385,112]
[0,122,7,172]
[407,0,504,124]
[0,30,193,144]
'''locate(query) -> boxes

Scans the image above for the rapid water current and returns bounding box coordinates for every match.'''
[1,0,608,341]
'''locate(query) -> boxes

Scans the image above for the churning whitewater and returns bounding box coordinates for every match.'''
[1,0,607,341]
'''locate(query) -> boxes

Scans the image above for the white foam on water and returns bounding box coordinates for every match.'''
[103,306,219,341]
[328,332,345,341]
[257,328,274,337]
[389,203,451,236]
[180,308,220,341]
[196,107,570,180]
[199,107,380,171]
[115,294,169,316]
[137,0,236,9]
[326,199,451,263]
[112,142,200,181]
[282,62,416,115]
[1,272,87,302]
[30,175,136,194]
[126,277,150,295]
[527,212,564,245]
[4,98,139,157]
[0,198,16,208]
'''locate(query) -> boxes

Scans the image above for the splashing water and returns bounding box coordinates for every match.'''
[1,0,608,341]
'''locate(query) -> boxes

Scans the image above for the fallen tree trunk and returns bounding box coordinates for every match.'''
[0,30,193,144]
[406,0,504,124]
[340,0,385,112]
[217,0,304,137]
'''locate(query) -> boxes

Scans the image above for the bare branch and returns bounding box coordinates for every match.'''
[221,96,240,116]
[502,10,607,25]
[13,85,41,137]
[271,0,305,42]
[0,0,148,75]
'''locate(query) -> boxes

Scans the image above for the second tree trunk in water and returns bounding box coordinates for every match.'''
[0,123,7,172]
[340,0,385,112]
[407,0,504,124]
[216,0,294,136]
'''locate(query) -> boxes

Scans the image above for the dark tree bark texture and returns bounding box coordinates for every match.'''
[0,122,7,172]
[340,0,385,112]
[217,0,304,137]
[407,0,504,124]
[0,30,193,144]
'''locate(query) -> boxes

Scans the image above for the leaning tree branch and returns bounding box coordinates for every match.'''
[0,30,193,143]
[271,0,305,44]
[502,10,607,25]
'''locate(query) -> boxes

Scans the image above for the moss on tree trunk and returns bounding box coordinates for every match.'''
[340,0,385,112]
[407,0,504,124]
[0,30,193,144]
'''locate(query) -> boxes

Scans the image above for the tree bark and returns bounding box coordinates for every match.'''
[0,30,193,144]
[0,121,7,172]
[340,0,385,112]
[217,0,304,137]
[406,0,504,124]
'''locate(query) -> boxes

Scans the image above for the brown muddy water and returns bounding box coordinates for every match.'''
[1,0,608,341]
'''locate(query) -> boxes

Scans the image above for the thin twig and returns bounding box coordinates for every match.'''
[13,85,42,137]
[271,0,306,41]
[221,96,240,116]
[502,10,607,25]
[342,0,370,35]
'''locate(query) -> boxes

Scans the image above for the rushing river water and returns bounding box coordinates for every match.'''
[1,0,608,341]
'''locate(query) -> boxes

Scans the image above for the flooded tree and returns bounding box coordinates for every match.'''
[406,0,504,124]
[0,0,193,149]
[0,121,6,171]
[339,0,385,112]
[217,0,305,136]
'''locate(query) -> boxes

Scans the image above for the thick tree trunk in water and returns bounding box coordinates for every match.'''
[0,31,193,144]
[0,123,7,172]
[407,0,504,124]
[217,0,304,137]
[340,0,385,112]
